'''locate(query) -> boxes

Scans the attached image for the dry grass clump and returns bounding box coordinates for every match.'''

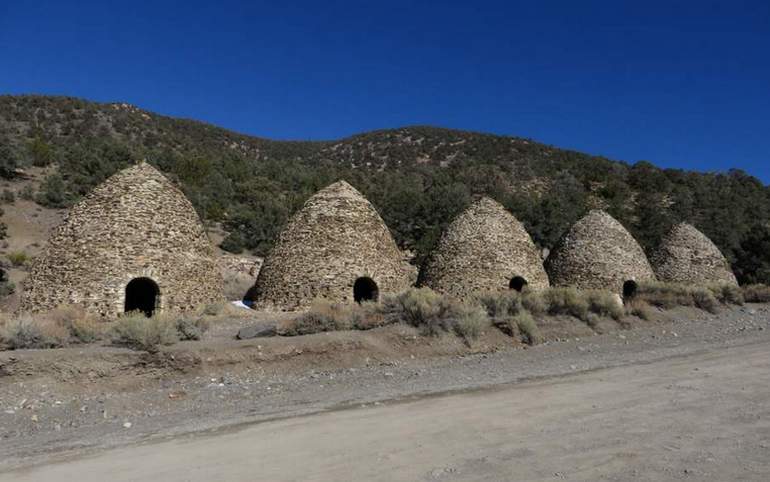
[477,287,623,343]
[741,284,770,303]
[707,283,744,305]
[513,311,541,345]
[476,290,547,318]
[283,300,355,336]
[110,310,213,351]
[636,282,721,314]
[7,251,30,267]
[626,299,654,320]
[585,290,624,320]
[476,291,519,319]
[539,288,623,321]
[382,288,490,341]
[0,305,104,350]
[0,279,15,297]
[174,316,210,341]
[0,314,68,349]
[46,305,103,343]
[283,299,392,336]
[282,288,491,343]
[451,305,489,342]
[110,312,179,353]
[541,287,590,320]
[382,288,458,336]
[1,306,215,352]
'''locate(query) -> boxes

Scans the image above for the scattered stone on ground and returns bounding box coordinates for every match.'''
[236,323,277,340]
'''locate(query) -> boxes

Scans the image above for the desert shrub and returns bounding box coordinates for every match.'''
[220,232,246,254]
[110,312,178,352]
[346,301,391,330]
[707,283,744,305]
[0,280,15,297]
[513,311,541,345]
[542,287,590,320]
[452,305,490,342]
[477,290,552,319]
[742,284,770,303]
[691,288,720,313]
[1,189,14,203]
[381,288,491,338]
[637,283,688,309]
[0,306,104,349]
[7,251,29,267]
[284,300,353,336]
[637,282,720,314]
[282,299,395,336]
[45,305,102,343]
[584,290,624,320]
[175,316,209,341]
[381,288,456,336]
[585,313,602,329]
[0,314,69,349]
[478,288,623,333]
[69,318,101,343]
[521,291,548,316]
[19,184,34,201]
[626,299,653,320]
[477,291,519,319]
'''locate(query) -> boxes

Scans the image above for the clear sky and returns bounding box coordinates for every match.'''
[1,0,769,182]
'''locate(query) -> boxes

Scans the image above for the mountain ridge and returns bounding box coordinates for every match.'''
[1,94,769,284]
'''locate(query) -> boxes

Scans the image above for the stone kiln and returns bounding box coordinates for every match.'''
[421,197,549,299]
[21,162,224,316]
[650,223,737,286]
[545,210,656,296]
[250,180,415,311]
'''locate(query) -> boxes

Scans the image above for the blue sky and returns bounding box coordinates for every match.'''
[1,0,769,182]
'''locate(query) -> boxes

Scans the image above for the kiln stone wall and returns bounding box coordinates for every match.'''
[545,210,656,294]
[650,223,737,286]
[21,162,224,316]
[251,180,416,311]
[421,197,549,299]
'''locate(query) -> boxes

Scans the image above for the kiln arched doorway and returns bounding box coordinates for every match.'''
[623,280,638,300]
[353,277,379,303]
[125,277,160,317]
[509,276,528,292]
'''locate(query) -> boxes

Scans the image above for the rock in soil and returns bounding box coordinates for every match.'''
[236,323,277,340]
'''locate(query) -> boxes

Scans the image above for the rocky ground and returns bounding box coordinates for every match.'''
[7,336,770,481]
[1,303,769,476]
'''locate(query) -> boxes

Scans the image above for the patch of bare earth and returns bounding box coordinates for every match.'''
[0,168,66,312]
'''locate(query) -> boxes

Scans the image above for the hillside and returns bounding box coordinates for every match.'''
[1,94,769,284]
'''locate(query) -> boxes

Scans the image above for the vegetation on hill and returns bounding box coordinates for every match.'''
[1,94,769,283]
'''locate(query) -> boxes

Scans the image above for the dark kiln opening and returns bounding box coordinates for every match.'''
[509,276,528,292]
[125,277,160,317]
[623,280,638,299]
[353,277,379,303]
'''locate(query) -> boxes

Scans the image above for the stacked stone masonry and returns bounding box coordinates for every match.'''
[21,162,224,317]
[650,223,738,286]
[251,180,416,311]
[545,210,656,294]
[421,197,549,299]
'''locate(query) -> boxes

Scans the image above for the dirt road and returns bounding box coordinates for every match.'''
[4,340,769,481]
